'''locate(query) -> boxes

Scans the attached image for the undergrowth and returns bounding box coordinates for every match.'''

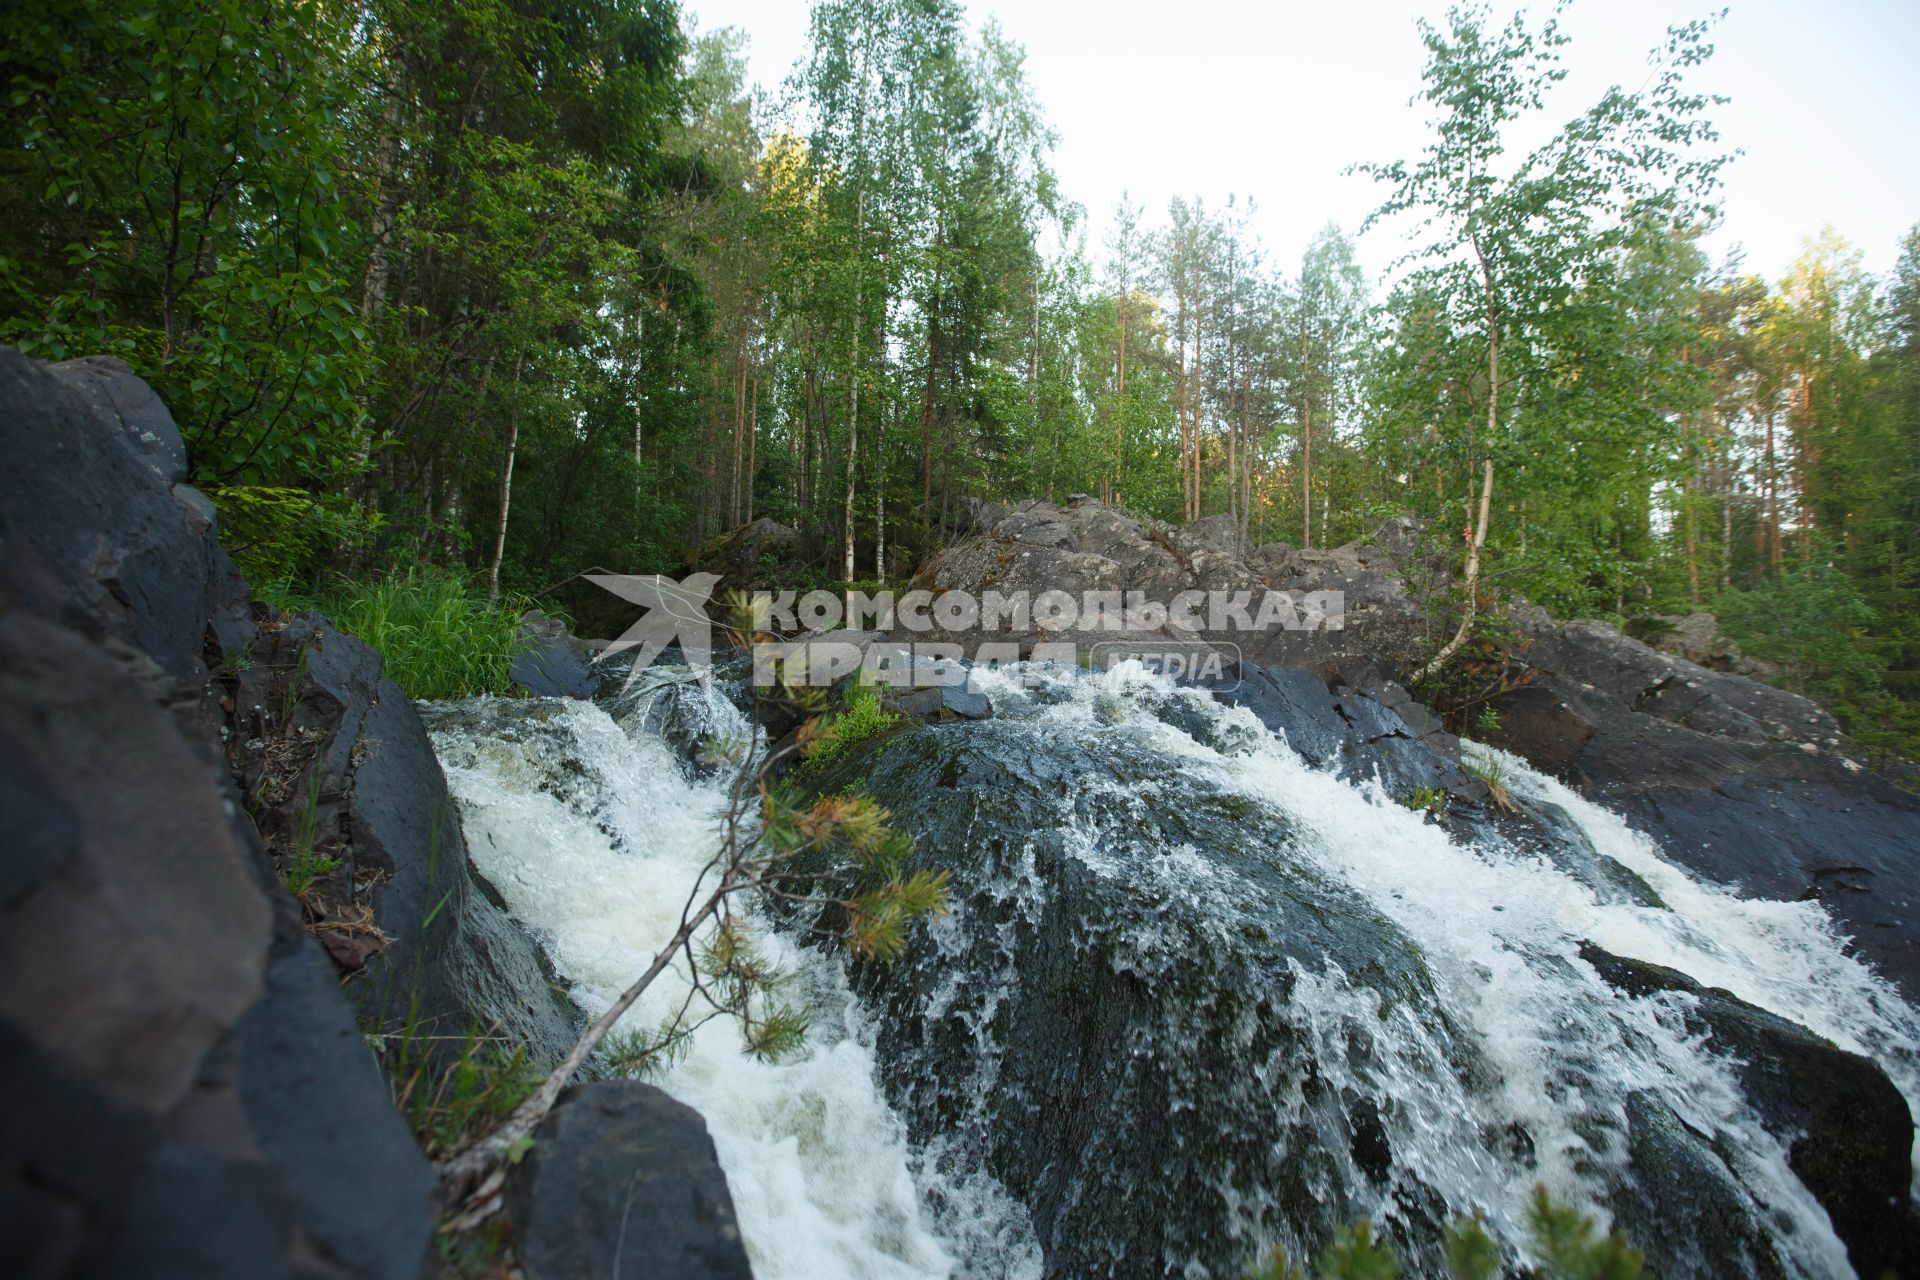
[259,568,530,700]
[1459,744,1515,813]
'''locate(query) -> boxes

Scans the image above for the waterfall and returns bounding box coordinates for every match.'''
[424,678,1040,1280]
[424,659,1917,1279]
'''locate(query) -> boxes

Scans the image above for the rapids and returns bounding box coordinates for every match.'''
[423,659,1918,1279]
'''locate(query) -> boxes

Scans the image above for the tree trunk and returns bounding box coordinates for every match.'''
[1765,409,1783,574]
[360,89,404,323]
[730,333,746,527]
[1301,328,1313,550]
[1113,286,1128,506]
[843,180,864,583]
[484,355,525,604]
[875,366,887,581]
[1416,253,1499,685]
[921,217,942,526]
[921,296,938,526]
[746,345,759,526]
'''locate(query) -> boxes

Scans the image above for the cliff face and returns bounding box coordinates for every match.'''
[0,351,750,1280]
[0,349,437,1277]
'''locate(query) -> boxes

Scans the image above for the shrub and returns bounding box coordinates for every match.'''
[208,485,383,583]
[1250,1187,1642,1280]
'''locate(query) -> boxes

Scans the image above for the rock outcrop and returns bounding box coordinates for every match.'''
[695,516,804,589]
[1582,944,1920,1277]
[0,350,436,1278]
[0,349,719,1279]
[1500,614,1920,996]
[914,497,1920,997]
[910,496,1436,675]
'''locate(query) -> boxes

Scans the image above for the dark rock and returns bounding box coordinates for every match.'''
[695,516,802,588]
[1207,663,1350,766]
[0,349,231,685]
[1527,620,1839,747]
[0,612,433,1280]
[232,615,579,1064]
[1331,687,1411,744]
[1612,1091,1790,1280]
[1552,679,1920,996]
[506,1082,753,1280]
[1484,683,1595,776]
[890,683,992,721]
[510,610,599,699]
[802,721,1453,1280]
[1581,944,1920,1277]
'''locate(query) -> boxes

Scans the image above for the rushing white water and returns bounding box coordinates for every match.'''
[425,678,1037,1280]
[425,659,1918,1279]
[950,660,1920,1276]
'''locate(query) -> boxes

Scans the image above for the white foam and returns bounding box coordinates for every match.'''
[425,659,1918,1279]
[427,693,1018,1280]
[962,661,1917,1275]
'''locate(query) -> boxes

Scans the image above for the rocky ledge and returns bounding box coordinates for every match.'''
[0,349,750,1279]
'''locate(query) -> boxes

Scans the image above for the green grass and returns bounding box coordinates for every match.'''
[805,679,901,772]
[1402,785,1447,820]
[281,766,339,895]
[1460,744,1515,813]
[262,568,529,700]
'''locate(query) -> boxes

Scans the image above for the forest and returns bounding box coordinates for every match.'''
[2,0,1916,762]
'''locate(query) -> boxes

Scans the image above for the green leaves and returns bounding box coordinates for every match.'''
[1361,3,1726,621]
[1245,1188,1641,1280]
[1,0,375,486]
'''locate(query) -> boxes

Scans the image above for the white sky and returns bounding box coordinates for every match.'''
[684,0,1920,289]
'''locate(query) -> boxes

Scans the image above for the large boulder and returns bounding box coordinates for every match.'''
[505,1081,753,1280]
[0,347,582,1277]
[1582,944,1920,1278]
[1199,659,1481,804]
[910,499,1436,675]
[801,716,1450,1279]
[0,345,437,1278]
[0,352,251,687]
[695,516,803,588]
[227,615,580,1064]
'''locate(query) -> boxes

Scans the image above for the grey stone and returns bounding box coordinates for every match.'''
[511,610,599,698]
[506,1082,753,1280]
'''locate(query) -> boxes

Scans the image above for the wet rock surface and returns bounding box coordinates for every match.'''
[1581,944,1920,1278]
[510,609,600,699]
[1507,621,1920,997]
[806,718,1454,1279]
[506,1082,753,1280]
[916,497,1920,999]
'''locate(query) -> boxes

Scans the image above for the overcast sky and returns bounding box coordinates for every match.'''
[683,0,1920,289]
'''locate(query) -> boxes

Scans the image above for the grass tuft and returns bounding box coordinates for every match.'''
[262,568,530,700]
[1460,744,1515,813]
